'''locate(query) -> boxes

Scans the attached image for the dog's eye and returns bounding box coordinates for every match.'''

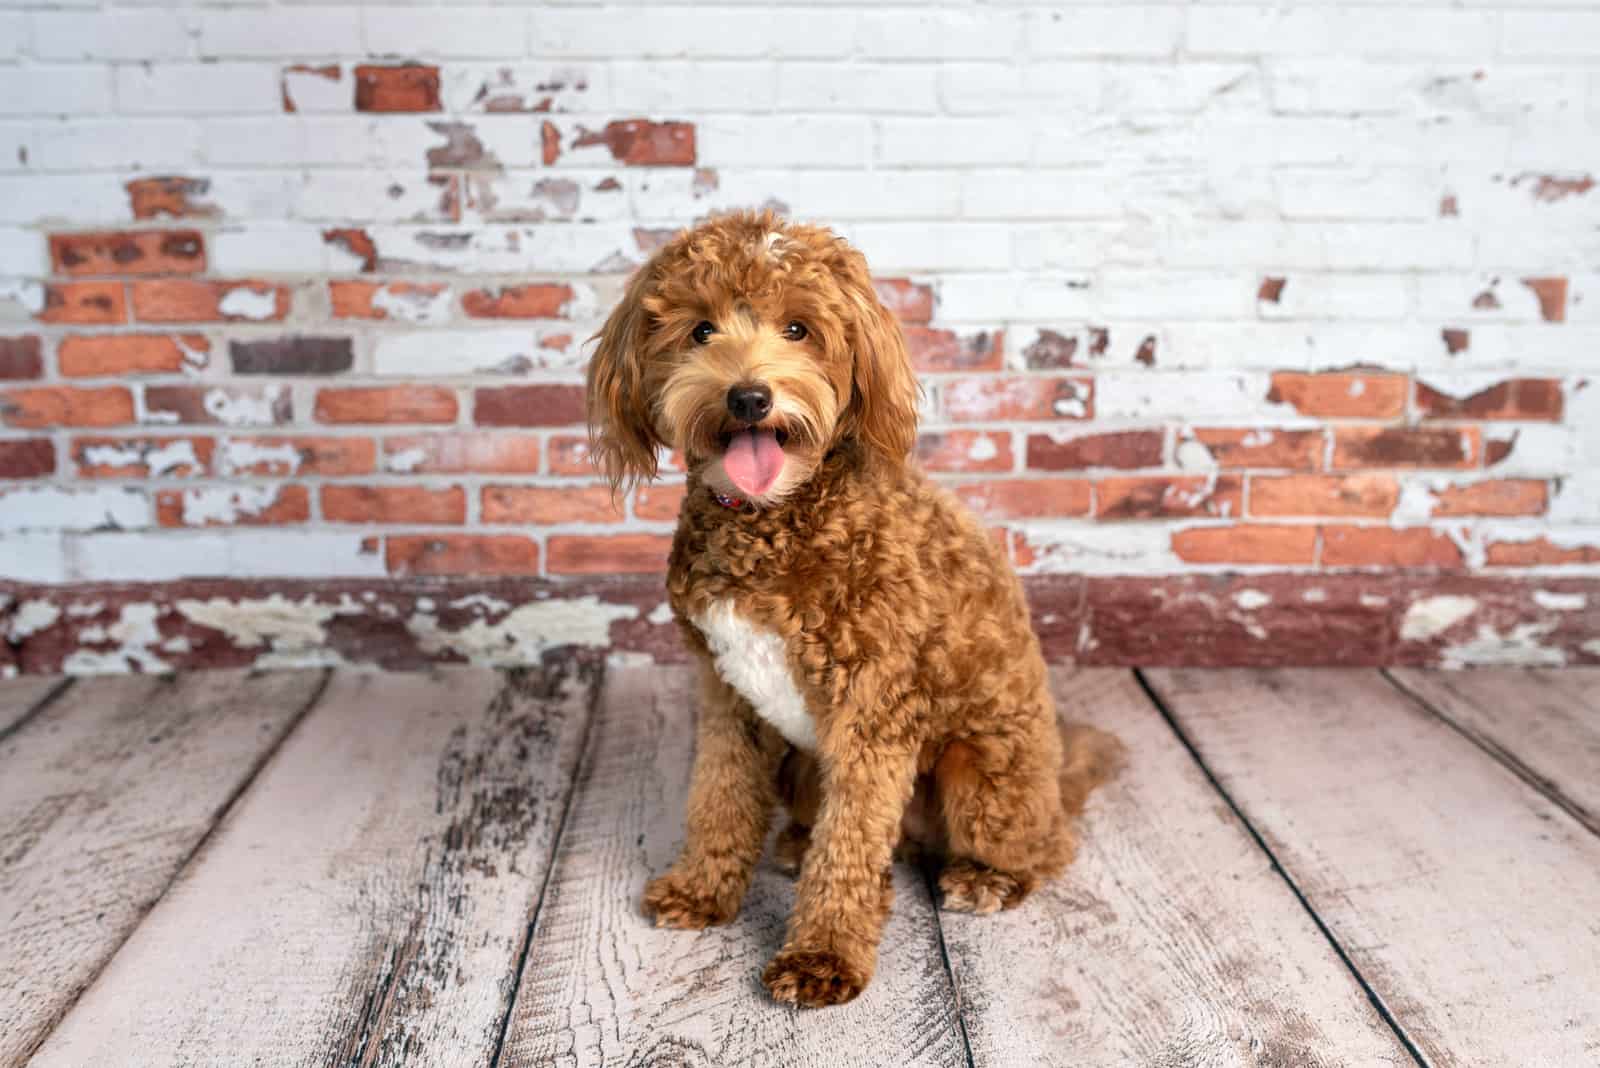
[783,321,808,341]
[692,321,716,345]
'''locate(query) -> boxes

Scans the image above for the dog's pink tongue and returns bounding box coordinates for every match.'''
[722,427,785,496]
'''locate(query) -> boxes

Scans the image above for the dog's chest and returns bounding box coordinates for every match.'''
[691,600,817,750]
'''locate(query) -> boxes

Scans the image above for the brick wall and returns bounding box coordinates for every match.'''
[2,2,1598,588]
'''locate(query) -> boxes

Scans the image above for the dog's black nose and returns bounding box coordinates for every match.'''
[726,384,772,424]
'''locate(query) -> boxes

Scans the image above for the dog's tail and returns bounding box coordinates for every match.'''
[1058,722,1126,820]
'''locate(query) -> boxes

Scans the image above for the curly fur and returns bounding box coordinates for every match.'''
[586,210,1122,1008]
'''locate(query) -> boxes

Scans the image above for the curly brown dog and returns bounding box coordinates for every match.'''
[586,210,1121,1008]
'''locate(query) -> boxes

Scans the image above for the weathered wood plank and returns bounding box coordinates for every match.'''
[1147,667,1600,1067]
[1388,668,1600,835]
[935,669,1409,1068]
[0,675,68,737]
[498,660,969,1068]
[0,670,326,1067]
[29,660,597,1068]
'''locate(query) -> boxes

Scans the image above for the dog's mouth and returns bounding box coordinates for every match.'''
[716,425,789,496]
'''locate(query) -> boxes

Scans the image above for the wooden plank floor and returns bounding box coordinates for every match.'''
[1,662,1596,1067]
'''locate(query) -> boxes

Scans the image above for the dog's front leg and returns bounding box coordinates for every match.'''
[762,723,918,1008]
[642,662,785,929]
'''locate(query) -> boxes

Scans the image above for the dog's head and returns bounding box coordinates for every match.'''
[585,211,918,505]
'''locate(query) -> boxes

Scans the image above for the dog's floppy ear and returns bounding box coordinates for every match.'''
[838,253,919,467]
[586,263,662,492]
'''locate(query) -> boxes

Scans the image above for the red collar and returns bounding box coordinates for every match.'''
[713,492,747,510]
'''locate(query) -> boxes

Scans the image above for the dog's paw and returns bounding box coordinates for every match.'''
[762,948,868,1008]
[938,858,1034,915]
[641,871,736,929]
[772,823,811,876]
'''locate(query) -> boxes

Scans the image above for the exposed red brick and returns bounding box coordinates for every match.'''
[0,337,43,380]
[1170,524,1317,565]
[461,284,574,319]
[1250,474,1399,518]
[1473,288,1501,310]
[1322,526,1463,569]
[1192,428,1323,471]
[873,278,935,325]
[72,435,214,478]
[1267,371,1407,419]
[1026,429,1163,471]
[1485,537,1600,566]
[1134,335,1157,366]
[541,120,561,165]
[952,479,1092,520]
[1415,378,1563,422]
[1430,479,1548,517]
[915,430,1013,473]
[315,387,457,425]
[230,336,353,375]
[634,482,686,521]
[474,385,586,427]
[49,230,205,276]
[0,439,55,479]
[58,334,207,377]
[1514,172,1595,202]
[322,484,465,525]
[1020,329,1081,370]
[126,176,215,219]
[1520,277,1567,323]
[1439,193,1459,217]
[281,63,340,113]
[1096,475,1243,520]
[1441,327,1470,355]
[943,376,1091,422]
[329,281,447,319]
[130,280,290,323]
[548,434,594,475]
[156,485,311,527]
[37,282,126,324]
[387,534,540,576]
[1257,277,1286,303]
[354,64,441,113]
[323,228,378,272]
[482,484,620,525]
[0,386,135,428]
[1087,327,1109,357]
[1332,427,1479,469]
[574,120,695,166]
[905,327,1003,372]
[222,435,375,476]
[547,533,672,574]
[384,433,540,474]
[144,385,293,426]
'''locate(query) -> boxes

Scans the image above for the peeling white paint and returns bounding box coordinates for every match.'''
[647,601,674,625]
[1360,594,1389,608]
[220,439,302,476]
[1392,481,1442,525]
[1302,588,1327,603]
[385,446,427,474]
[63,602,172,675]
[449,593,513,615]
[175,594,357,651]
[1399,595,1478,642]
[0,278,45,315]
[1533,591,1587,611]
[1583,639,1600,658]
[1442,622,1566,668]
[179,485,283,527]
[66,600,104,618]
[7,599,61,641]
[1233,589,1271,610]
[175,335,210,370]
[966,434,999,463]
[218,285,279,320]
[82,439,202,478]
[407,596,639,665]
[204,386,284,426]
[371,283,451,324]
[1173,434,1215,471]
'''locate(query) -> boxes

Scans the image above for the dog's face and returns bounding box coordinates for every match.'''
[586,212,919,505]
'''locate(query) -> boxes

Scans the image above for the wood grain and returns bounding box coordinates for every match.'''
[29,660,596,1068]
[0,670,325,1067]
[1388,668,1600,835]
[0,675,69,737]
[1147,667,1600,1067]
[936,669,1410,1068]
[498,660,969,1068]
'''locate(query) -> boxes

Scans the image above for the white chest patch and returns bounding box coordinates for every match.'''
[692,600,817,750]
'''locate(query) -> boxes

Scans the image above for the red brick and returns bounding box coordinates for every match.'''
[49,230,205,276]
[156,485,311,527]
[548,434,595,475]
[0,337,44,380]
[873,278,935,325]
[1322,526,1463,569]
[1027,429,1163,471]
[37,282,126,324]
[573,120,695,166]
[1267,372,1408,419]
[322,484,466,525]
[384,433,540,474]
[1415,378,1564,422]
[1430,479,1548,517]
[387,534,540,576]
[541,120,561,165]
[1096,476,1243,520]
[58,333,209,378]
[547,533,672,574]
[482,485,621,524]
[1020,329,1083,370]
[1192,428,1324,471]
[1171,524,1317,565]
[1257,276,1286,303]
[1250,474,1399,518]
[634,482,686,521]
[130,280,290,323]
[72,435,214,478]
[222,435,376,476]
[474,385,585,427]
[1332,427,1479,469]
[329,281,447,319]
[906,327,1003,372]
[354,64,441,113]
[0,439,55,479]
[1485,537,1600,567]
[126,176,215,220]
[315,387,458,425]
[231,337,352,375]
[1442,328,1470,355]
[145,385,292,426]
[1,386,134,428]
[943,376,1092,422]
[461,284,574,319]
[323,228,378,272]
[916,430,1013,473]
[1521,277,1567,323]
[953,479,1092,520]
